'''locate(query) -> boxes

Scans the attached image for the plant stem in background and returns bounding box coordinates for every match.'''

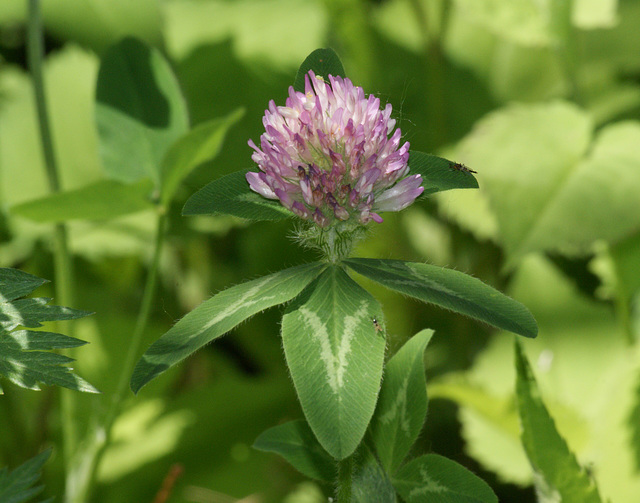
[337,455,354,503]
[27,0,78,467]
[409,0,452,148]
[70,211,167,503]
[551,0,584,106]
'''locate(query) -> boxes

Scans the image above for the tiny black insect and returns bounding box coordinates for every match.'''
[450,162,477,174]
[372,317,384,334]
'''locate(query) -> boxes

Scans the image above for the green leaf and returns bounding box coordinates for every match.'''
[351,445,397,503]
[450,102,640,265]
[344,258,538,338]
[515,341,603,503]
[408,151,478,196]
[293,48,346,93]
[0,269,91,332]
[182,169,291,221]
[253,420,335,482]
[160,108,245,205]
[0,269,47,303]
[10,179,154,223]
[0,268,98,394]
[281,265,386,460]
[370,329,434,474]
[131,262,325,393]
[392,454,498,503]
[95,37,189,184]
[0,449,52,503]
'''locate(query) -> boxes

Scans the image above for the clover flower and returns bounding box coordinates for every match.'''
[247,71,423,229]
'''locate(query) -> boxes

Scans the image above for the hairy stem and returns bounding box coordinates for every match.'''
[336,455,354,502]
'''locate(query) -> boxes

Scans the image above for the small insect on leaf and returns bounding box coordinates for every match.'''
[372,317,385,335]
[450,162,477,174]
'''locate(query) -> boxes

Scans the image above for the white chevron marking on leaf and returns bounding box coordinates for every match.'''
[380,374,411,435]
[299,300,369,393]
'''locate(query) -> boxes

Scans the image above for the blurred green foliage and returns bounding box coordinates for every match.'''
[2,0,640,502]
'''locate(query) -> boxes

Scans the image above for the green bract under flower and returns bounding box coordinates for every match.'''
[247,71,423,229]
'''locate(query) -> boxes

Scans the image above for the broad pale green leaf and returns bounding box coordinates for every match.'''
[182,169,291,221]
[160,108,244,205]
[344,258,537,338]
[9,179,154,223]
[370,329,433,474]
[253,420,335,482]
[281,266,386,459]
[515,122,640,258]
[630,370,640,472]
[408,151,478,196]
[293,48,346,93]
[131,262,325,393]
[392,454,498,503]
[0,449,52,503]
[515,341,603,503]
[0,268,98,394]
[450,102,640,266]
[351,444,397,503]
[95,37,189,184]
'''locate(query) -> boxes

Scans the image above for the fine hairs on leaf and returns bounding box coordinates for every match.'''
[0,268,99,394]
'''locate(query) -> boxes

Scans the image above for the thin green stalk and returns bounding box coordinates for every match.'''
[67,211,167,503]
[27,0,77,464]
[336,455,354,502]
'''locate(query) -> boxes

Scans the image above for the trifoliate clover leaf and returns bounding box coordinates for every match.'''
[0,268,99,394]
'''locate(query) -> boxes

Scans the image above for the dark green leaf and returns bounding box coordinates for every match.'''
[95,37,189,184]
[0,269,47,303]
[392,454,498,503]
[182,169,291,221]
[0,297,90,332]
[408,151,478,195]
[0,268,97,394]
[370,329,433,474]
[352,444,397,503]
[344,258,537,338]
[131,262,325,394]
[293,48,346,92]
[281,266,386,460]
[515,341,603,503]
[160,108,245,205]
[10,179,155,223]
[0,449,52,503]
[253,420,335,482]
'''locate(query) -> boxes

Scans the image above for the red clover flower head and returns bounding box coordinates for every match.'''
[247,71,423,229]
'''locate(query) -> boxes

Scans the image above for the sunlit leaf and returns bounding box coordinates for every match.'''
[131,262,325,393]
[253,420,335,482]
[281,266,386,459]
[293,48,346,93]
[392,454,497,503]
[515,341,603,503]
[10,179,154,223]
[182,169,291,221]
[160,108,244,205]
[0,268,98,394]
[344,258,537,338]
[0,449,53,503]
[409,151,478,196]
[370,329,433,474]
[95,37,189,184]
